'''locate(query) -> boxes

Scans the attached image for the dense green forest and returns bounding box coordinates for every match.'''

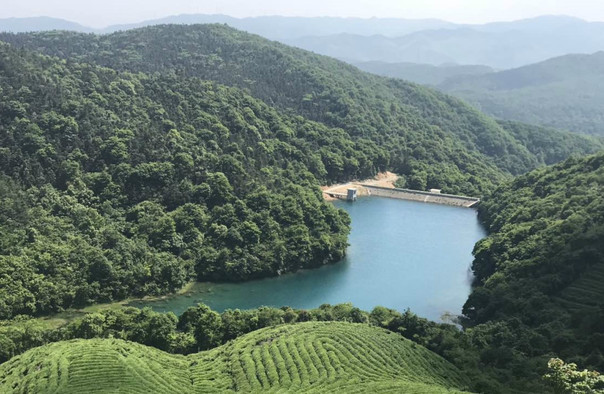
[462,152,604,391]
[0,25,598,321]
[1,25,601,195]
[0,41,362,318]
[497,120,601,166]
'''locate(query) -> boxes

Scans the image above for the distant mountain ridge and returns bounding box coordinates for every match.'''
[286,18,604,69]
[2,15,604,68]
[353,61,493,86]
[102,15,457,39]
[0,14,457,38]
[0,16,93,33]
[439,51,604,135]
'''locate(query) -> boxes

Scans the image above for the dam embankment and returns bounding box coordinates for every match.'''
[360,185,480,208]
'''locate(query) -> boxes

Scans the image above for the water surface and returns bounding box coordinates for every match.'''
[133,198,485,321]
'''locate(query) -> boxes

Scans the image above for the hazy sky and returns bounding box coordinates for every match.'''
[2,0,604,28]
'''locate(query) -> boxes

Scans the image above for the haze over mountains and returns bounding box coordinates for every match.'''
[284,16,604,69]
[2,14,604,69]
[440,52,604,135]
[363,52,604,136]
[0,14,456,37]
[354,62,494,86]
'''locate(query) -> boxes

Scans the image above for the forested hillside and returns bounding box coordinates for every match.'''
[462,152,604,388]
[440,52,604,136]
[0,42,363,319]
[497,120,602,166]
[2,25,600,195]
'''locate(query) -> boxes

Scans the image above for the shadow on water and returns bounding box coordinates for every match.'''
[132,197,486,321]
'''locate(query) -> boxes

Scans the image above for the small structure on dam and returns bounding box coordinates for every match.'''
[325,187,358,201]
[347,188,358,202]
[322,173,479,207]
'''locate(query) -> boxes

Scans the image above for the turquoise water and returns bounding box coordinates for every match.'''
[132,198,486,321]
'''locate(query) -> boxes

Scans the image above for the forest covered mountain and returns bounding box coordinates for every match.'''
[1,25,601,194]
[0,22,601,321]
[463,152,604,390]
[439,51,604,136]
[0,40,355,318]
[1,22,604,394]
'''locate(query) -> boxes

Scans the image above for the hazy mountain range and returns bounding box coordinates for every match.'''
[0,16,93,33]
[285,16,604,69]
[353,62,493,85]
[358,51,604,136]
[2,14,604,135]
[439,51,604,135]
[2,15,604,69]
[0,14,455,38]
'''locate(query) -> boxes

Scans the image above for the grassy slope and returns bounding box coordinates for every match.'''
[0,322,471,393]
[557,263,604,312]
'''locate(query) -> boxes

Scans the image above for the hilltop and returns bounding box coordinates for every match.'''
[0,41,355,319]
[0,321,471,393]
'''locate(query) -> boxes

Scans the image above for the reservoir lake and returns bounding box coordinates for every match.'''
[133,197,486,321]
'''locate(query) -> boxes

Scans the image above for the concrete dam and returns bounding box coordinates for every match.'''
[359,185,480,208]
[324,183,480,208]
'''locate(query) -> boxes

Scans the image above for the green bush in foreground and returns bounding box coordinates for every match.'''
[544,358,604,393]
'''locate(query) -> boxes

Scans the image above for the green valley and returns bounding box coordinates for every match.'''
[0,17,603,394]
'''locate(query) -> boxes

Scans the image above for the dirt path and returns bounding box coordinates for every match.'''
[322,172,398,201]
